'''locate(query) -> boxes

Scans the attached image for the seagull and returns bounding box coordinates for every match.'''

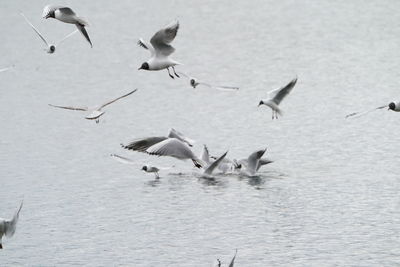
[345,101,400,118]
[42,5,92,47]
[201,150,229,177]
[123,137,203,168]
[203,145,236,174]
[121,128,195,152]
[110,154,173,179]
[0,201,23,249]
[236,148,271,176]
[49,89,137,123]
[216,249,237,267]
[258,77,297,119]
[177,72,239,91]
[21,13,78,54]
[137,20,181,79]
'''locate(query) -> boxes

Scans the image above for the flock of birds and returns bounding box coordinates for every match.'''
[1,4,399,265]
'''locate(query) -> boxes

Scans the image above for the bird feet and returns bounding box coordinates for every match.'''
[172,66,180,78]
[167,68,175,79]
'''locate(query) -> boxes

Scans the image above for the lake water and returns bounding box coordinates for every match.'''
[1,0,399,266]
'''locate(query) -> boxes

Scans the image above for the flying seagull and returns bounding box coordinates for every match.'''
[177,72,239,91]
[235,148,271,176]
[258,77,297,119]
[0,201,23,249]
[110,154,174,179]
[345,101,400,118]
[21,13,77,54]
[138,20,181,79]
[49,89,138,123]
[42,5,92,47]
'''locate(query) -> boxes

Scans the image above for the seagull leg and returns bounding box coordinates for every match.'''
[167,68,174,79]
[172,66,180,78]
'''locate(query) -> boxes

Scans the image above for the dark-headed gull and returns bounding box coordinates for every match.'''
[42,5,92,47]
[346,101,400,118]
[21,13,77,54]
[137,20,181,79]
[258,77,297,119]
[177,72,239,91]
[0,201,23,249]
[236,148,271,176]
[110,154,173,179]
[49,89,137,123]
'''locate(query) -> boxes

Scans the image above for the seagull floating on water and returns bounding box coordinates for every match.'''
[138,20,181,79]
[21,13,78,54]
[235,148,271,176]
[49,89,137,123]
[0,201,23,249]
[42,5,92,47]
[258,77,297,119]
[345,101,400,118]
[177,72,239,91]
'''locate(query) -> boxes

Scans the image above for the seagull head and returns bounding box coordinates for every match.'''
[43,9,55,19]
[388,102,395,110]
[138,62,149,70]
[258,100,264,107]
[48,45,56,54]
[190,79,197,88]
[142,166,148,171]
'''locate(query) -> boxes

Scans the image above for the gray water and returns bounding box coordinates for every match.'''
[1,0,400,266]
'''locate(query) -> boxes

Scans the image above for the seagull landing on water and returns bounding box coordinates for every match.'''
[177,71,239,91]
[345,101,400,118]
[21,13,78,54]
[137,20,181,79]
[258,77,297,119]
[235,148,272,176]
[42,5,92,48]
[0,201,23,249]
[49,89,138,123]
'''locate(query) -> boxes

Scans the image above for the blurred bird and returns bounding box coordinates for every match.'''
[346,101,400,118]
[177,72,239,91]
[0,201,23,249]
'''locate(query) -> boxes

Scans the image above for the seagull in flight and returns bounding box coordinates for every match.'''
[0,201,23,249]
[110,154,174,179]
[177,72,239,91]
[137,20,181,79]
[258,77,297,119]
[235,148,271,176]
[21,13,77,54]
[345,101,400,118]
[42,5,92,47]
[49,89,138,123]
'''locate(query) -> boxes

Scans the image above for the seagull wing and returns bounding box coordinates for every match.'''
[168,128,195,147]
[247,148,267,175]
[99,89,138,109]
[146,138,196,160]
[213,85,240,91]
[56,29,78,46]
[257,158,273,171]
[200,144,211,164]
[121,136,167,152]
[48,104,87,111]
[138,38,155,56]
[269,77,297,105]
[4,200,23,238]
[58,7,76,16]
[110,154,136,165]
[21,13,49,46]
[0,67,12,73]
[150,20,179,56]
[204,151,228,175]
[345,105,387,119]
[228,249,238,267]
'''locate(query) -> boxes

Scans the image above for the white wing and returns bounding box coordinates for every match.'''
[110,154,136,165]
[21,13,49,46]
[168,128,195,147]
[345,105,387,119]
[268,77,297,105]
[247,148,267,175]
[56,29,78,46]
[48,104,87,111]
[150,20,179,56]
[4,201,23,238]
[121,136,168,152]
[204,151,228,175]
[138,38,155,56]
[0,66,12,73]
[200,145,211,164]
[228,249,237,267]
[99,89,138,109]
[146,138,196,160]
